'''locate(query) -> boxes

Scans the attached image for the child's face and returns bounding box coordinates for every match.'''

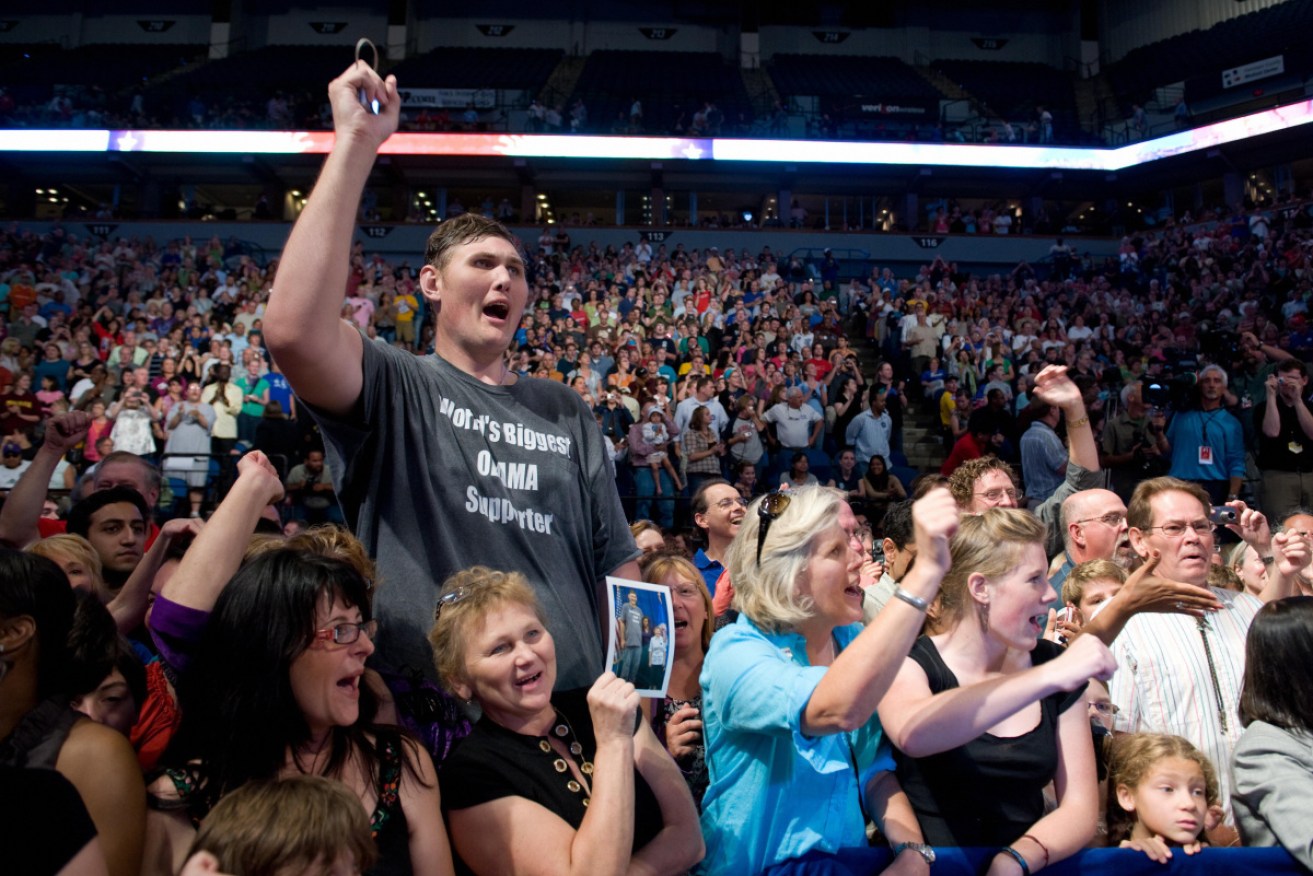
[1118,757,1209,845]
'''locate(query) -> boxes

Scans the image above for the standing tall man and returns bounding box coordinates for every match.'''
[263,62,640,693]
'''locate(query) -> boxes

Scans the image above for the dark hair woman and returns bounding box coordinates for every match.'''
[1233,596,1313,870]
[159,549,452,876]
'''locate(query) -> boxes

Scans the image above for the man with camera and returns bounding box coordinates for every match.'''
[1162,365,1246,506]
[1255,359,1313,520]
[1101,381,1169,502]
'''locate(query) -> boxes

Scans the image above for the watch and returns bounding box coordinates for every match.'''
[893,842,936,865]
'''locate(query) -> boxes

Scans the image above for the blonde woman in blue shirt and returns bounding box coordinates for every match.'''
[699,485,958,875]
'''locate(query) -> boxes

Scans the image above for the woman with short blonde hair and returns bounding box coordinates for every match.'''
[430,566,702,876]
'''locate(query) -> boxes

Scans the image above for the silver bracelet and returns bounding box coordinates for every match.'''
[893,587,930,612]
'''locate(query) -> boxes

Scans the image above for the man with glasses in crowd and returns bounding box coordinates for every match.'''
[1110,477,1309,832]
[1049,488,1131,591]
[690,479,745,597]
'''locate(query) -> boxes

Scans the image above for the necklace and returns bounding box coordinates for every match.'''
[537,709,594,805]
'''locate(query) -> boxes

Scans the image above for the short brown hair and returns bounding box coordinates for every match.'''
[1062,559,1127,608]
[423,213,524,272]
[947,455,1015,508]
[428,566,543,694]
[1126,477,1211,533]
[187,775,377,875]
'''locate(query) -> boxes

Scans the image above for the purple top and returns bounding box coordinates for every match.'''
[148,594,210,678]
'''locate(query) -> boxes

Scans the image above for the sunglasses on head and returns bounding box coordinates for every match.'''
[755,491,792,564]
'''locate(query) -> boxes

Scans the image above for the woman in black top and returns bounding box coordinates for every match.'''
[431,567,702,876]
[877,510,1117,875]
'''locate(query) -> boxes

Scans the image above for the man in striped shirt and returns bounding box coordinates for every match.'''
[1110,477,1308,836]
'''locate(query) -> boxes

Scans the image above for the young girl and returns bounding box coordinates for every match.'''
[641,406,683,495]
[1106,733,1218,863]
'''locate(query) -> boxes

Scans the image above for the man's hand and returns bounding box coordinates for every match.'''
[1225,499,1273,554]
[42,410,91,455]
[327,60,400,151]
[1273,531,1312,580]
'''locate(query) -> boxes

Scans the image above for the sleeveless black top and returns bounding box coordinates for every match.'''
[893,637,1086,846]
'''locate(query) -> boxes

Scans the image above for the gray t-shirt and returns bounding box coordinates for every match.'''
[620,602,645,648]
[309,340,639,689]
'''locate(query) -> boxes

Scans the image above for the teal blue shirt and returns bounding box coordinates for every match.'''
[698,614,892,875]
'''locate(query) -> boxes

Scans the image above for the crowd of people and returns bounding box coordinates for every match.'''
[4,59,1313,876]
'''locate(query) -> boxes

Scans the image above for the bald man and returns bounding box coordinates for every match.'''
[1050,488,1132,591]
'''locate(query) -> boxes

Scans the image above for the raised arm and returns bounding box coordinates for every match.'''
[1032,365,1097,472]
[0,410,87,549]
[158,451,284,612]
[263,62,399,417]
[802,488,958,736]
[878,633,1115,758]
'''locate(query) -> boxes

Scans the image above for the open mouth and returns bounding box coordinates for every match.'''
[336,673,362,695]
[673,619,689,630]
[484,301,511,321]
[845,584,864,602]
[514,671,543,688]
[1030,614,1047,635]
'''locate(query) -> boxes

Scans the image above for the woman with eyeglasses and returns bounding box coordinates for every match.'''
[700,485,958,875]
[877,509,1119,876]
[146,458,453,876]
[431,566,702,876]
[639,551,714,808]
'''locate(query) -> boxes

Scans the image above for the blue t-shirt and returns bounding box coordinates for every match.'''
[700,615,893,875]
[260,373,294,414]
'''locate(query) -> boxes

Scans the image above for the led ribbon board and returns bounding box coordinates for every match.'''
[2,99,1311,171]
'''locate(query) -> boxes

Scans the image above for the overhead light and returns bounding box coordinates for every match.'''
[35,187,44,194]
[290,189,302,196]
[537,194,547,200]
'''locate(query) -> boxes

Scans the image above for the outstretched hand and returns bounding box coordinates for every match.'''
[1119,550,1221,616]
